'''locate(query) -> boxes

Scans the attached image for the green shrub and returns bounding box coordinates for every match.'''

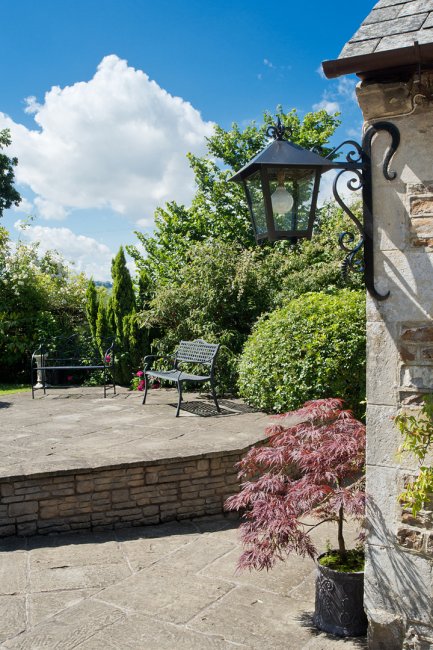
[238,290,366,417]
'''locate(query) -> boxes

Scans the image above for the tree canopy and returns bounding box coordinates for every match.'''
[127,108,341,286]
[0,129,21,218]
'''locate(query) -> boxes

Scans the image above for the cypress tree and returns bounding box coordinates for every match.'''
[111,247,135,339]
[85,279,98,340]
[110,247,136,384]
[95,299,110,355]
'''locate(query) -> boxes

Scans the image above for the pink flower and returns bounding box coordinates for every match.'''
[136,370,144,377]
[137,380,145,392]
[105,355,111,363]
[67,375,73,381]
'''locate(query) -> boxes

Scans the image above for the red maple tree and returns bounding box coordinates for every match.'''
[225,398,365,571]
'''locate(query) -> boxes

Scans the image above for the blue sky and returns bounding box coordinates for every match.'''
[1,0,376,280]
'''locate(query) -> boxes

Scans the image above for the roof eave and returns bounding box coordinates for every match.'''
[322,41,433,80]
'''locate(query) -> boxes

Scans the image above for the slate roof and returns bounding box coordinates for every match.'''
[322,0,433,78]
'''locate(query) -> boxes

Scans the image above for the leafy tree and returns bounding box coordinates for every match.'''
[0,228,88,380]
[0,129,21,218]
[127,108,341,286]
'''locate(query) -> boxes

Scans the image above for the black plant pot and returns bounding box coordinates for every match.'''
[313,552,368,637]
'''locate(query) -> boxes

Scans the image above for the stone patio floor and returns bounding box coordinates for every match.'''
[0,515,366,649]
[0,387,367,648]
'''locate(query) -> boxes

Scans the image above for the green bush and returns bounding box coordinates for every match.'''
[238,290,366,417]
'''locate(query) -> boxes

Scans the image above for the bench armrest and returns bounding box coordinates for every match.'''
[143,355,174,371]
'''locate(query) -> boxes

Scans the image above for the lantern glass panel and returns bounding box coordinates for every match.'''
[244,172,267,237]
[267,168,316,234]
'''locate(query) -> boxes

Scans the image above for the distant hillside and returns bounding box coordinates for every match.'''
[95,281,113,288]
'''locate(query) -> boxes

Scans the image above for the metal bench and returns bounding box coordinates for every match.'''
[142,339,220,417]
[31,334,115,399]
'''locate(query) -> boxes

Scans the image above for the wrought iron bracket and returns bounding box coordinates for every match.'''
[328,121,400,300]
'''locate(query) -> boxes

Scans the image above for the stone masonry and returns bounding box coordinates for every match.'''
[0,452,242,538]
[357,73,433,650]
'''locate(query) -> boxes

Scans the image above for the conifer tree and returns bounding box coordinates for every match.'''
[110,247,136,384]
[111,247,135,339]
[95,299,111,355]
[85,279,99,340]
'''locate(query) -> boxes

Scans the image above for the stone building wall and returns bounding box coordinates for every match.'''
[357,75,433,649]
[0,451,241,537]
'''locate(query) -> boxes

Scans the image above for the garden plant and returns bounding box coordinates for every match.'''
[225,398,366,571]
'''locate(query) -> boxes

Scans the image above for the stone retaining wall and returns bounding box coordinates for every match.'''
[0,451,242,537]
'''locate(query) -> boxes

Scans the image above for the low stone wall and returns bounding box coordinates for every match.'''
[0,451,243,537]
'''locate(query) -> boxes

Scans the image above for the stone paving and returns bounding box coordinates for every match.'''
[0,387,270,479]
[0,515,367,649]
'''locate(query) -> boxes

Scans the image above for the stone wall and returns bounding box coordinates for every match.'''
[0,452,242,537]
[357,75,433,650]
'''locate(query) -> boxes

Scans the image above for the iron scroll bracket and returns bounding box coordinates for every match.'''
[328,122,400,300]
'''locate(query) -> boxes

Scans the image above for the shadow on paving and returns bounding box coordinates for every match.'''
[298,613,368,648]
[168,398,259,417]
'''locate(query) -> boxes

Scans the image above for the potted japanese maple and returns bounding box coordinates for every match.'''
[225,398,367,637]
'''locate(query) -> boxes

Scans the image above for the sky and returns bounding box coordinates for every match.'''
[0,0,376,281]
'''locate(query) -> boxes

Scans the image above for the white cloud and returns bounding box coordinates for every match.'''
[11,197,33,213]
[313,99,340,114]
[16,222,114,281]
[316,65,326,79]
[337,78,357,102]
[1,55,214,225]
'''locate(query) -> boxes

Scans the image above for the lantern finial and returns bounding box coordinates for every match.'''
[266,117,286,141]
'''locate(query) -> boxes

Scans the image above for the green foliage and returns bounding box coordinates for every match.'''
[238,290,366,416]
[395,395,433,516]
[0,227,88,380]
[127,108,341,286]
[142,240,272,393]
[111,247,135,339]
[85,279,99,340]
[0,129,21,218]
[318,549,364,573]
[95,298,112,355]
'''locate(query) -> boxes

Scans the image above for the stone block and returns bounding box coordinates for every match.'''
[367,404,401,467]
[76,480,94,494]
[0,483,14,497]
[396,526,424,551]
[426,532,433,556]
[40,507,60,520]
[112,489,130,503]
[367,321,399,406]
[401,325,433,342]
[9,501,38,517]
[421,347,433,361]
[365,544,432,625]
[401,510,432,529]
[366,465,401,546]
[410,197,433,216]
[145,473,159,485]
[0,525,16,537]
[400,365,433,390]
[367,607,404,650]
[367,251,433,324]
[17,522,37,536]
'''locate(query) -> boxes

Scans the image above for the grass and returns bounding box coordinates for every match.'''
[0,383,31,395]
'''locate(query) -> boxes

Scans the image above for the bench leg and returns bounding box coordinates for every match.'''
[176,380,183,417]
[210,378,221,413]
[142,375,148,405]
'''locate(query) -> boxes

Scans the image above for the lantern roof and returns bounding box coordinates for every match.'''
[229,138,339,183]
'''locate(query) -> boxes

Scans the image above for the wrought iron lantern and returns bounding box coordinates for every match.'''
[230,117,400,300]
